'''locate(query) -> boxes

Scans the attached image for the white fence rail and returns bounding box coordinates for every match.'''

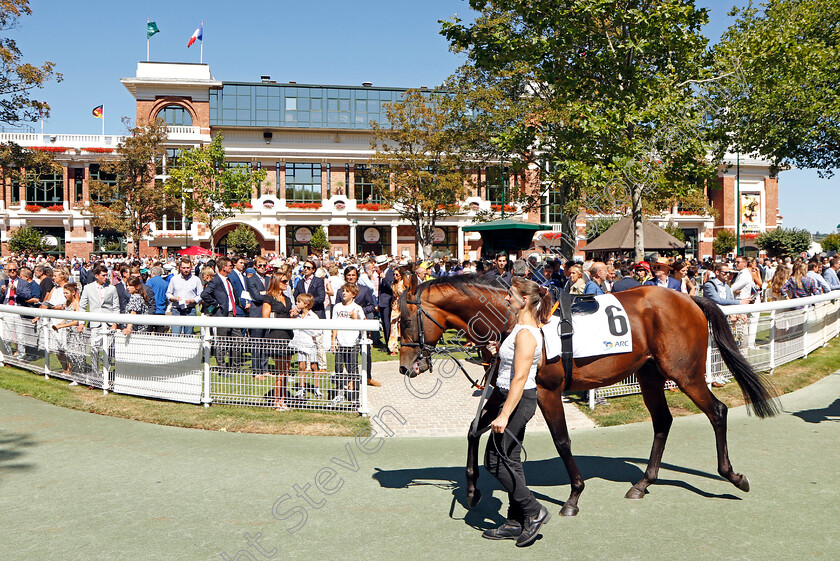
[0,305,377,415]
[591,292,840,407]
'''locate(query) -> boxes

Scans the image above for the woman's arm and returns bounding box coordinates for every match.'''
[491,329,537,434]
[262,301,271,319]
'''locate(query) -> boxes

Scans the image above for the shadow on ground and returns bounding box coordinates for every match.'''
[0,431,37,483]
[791,398,840,423]
[372,454,741,529]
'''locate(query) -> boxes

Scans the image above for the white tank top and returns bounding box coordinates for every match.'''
[496,324,542,391]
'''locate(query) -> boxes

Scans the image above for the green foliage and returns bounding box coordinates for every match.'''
[88,118,171,256]
[308,226,331,253]
[713,0,840,175]
[820,233,840,253]
[663,224,687,243]
[0,0,61,126]
[755,227,812,259]
[713,229,737,256]
[8,224,44,254]
[0,141,59,184]
[370,90,472,258]
[226,224,259,257]
[442,0,718,260]
[166,133,266,254]
[585,217,620,243]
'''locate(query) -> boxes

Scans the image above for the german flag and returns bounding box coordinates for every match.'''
[92,105,103,119]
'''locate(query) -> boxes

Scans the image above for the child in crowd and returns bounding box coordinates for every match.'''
[289,293,323,398]
[331,282,363,406]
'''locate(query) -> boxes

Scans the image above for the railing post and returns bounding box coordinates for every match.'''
[822,303,828,347]
[201,326,212,407]
[358,336,371,416]
[41,320,50,379]
[768,310,776,373]
[705,331,713,387]
[802,306,809,358]
[588,389,596,410]
[100,324,111,395]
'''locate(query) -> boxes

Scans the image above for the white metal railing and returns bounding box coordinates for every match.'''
[0,132,127,148]
[592,291,840,407]
[0,305,377,415]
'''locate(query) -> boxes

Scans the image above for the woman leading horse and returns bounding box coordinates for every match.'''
[398,274,778,517]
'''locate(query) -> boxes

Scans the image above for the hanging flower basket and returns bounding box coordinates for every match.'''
[25,204,43,212]
[287,202,322,210]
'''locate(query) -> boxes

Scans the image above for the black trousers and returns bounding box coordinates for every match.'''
[484,388,540,523]
[379,305,391,344]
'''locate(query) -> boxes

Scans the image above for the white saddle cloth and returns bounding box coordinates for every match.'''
[542,294,633,359]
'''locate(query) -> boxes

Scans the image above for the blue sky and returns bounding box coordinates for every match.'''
[10,0,838,233]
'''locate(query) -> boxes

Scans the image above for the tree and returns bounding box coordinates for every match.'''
[585,217,619,243]
[226,224,259,257]
[820,233,840,254]
[0,0,61,126]
[308,226,331,254]
[713,229,737,257]
[166,133,266,255]
[8,224,44,254]
[755,227,812,259]
[88,118,172,257]
[0,141,59,190]
[663,224,687,243]
[369,89,472,259]
[442,0,719,261]
[712,0,840,176]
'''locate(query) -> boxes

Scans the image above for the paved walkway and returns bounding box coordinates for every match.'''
[368,359,595,437]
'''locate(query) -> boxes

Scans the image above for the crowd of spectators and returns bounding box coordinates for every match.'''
[1,248,838,406]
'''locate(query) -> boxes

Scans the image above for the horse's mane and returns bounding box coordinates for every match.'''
[399,273,506,320]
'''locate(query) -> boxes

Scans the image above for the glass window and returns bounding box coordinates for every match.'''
[26,168,63,206]
[485,166,508,205]
[158,105,192,126]
[90,164,118,203]
[354,164,387,204]
[285,163,322,203]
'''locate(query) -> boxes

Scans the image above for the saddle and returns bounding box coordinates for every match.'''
[547,289,599,391]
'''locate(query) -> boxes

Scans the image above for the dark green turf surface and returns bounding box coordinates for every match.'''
[1,372,838,560]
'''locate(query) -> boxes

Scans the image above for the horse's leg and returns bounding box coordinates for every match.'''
[678,374,751,492]
[625,362,673,499]
[538,388,584,516]
[465,391,502,508]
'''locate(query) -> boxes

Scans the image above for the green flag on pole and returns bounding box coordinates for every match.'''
[147,21,160,39]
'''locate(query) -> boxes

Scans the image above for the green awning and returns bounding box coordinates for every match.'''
[462,219,552,232]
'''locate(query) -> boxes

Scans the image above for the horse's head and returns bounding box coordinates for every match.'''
[398,283,445,378]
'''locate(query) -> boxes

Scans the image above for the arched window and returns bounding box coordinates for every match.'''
[158,105,193,126]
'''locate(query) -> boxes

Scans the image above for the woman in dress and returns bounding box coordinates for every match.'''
[765,266,790,302]
[671,259,697,296]
[483,277,553,547]
[122,277,151,336]
[52,283,86,381]
[263,273,295,411]
[388,266,415,355]
[44,268,69,371]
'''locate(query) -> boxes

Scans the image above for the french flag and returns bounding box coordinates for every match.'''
[187,25,203,48]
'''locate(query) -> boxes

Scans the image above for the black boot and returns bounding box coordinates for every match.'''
[515,505,551,547]
[481,520,522,540]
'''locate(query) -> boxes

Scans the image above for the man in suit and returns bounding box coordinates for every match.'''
[1,261,31,358]
[644,261,682,291]
[78,264,119,376]
[246,256,270,373]
[293,259,326,319]
[336,265,380,387]
[375,256,394,345]
[201,256,244,370]
[584,262,610,295]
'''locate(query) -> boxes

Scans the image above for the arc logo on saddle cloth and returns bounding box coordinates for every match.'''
[542,294,633,359]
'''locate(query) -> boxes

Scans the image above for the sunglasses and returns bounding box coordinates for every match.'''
[303,266,313,270]
[277,279,289,284]
[256,264,266,268]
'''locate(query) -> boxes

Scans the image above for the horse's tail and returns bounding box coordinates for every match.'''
[692,296,780,418]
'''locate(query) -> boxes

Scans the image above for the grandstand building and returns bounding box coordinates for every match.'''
[0,61,780,260]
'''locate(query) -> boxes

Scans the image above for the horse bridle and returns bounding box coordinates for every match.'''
[403,286,510,390]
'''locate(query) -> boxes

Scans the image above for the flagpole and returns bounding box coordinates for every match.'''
[102,103,105,141]
[146,19,150,61]
[200,21,204,64]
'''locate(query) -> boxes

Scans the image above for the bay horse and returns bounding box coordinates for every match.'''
[398,275,778,516]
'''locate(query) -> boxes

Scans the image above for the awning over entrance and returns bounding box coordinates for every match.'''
[462,219,551,257]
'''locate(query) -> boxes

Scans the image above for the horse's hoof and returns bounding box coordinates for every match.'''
[736,475,750,492]
[625,487,646,500]
[467,489,482,509]
[560,504,579,517]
